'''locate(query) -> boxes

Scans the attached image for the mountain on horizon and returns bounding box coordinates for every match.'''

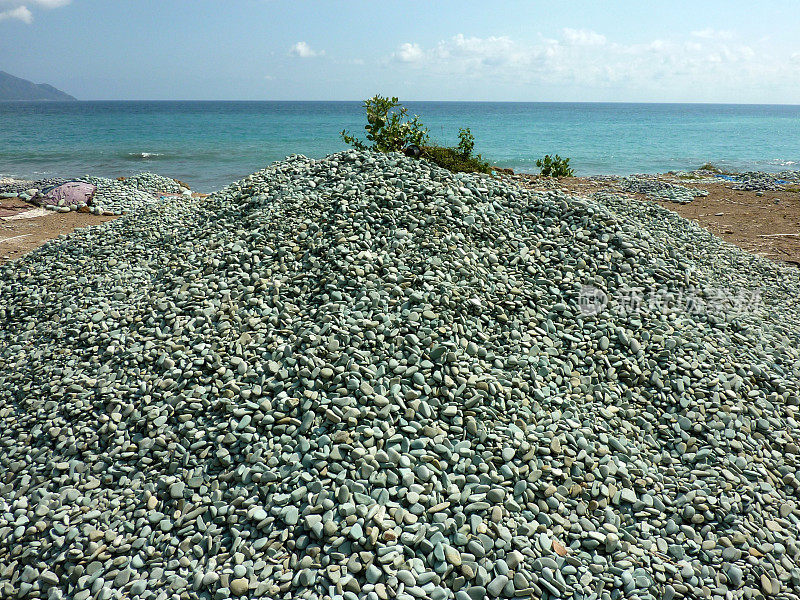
[0,71,76,101]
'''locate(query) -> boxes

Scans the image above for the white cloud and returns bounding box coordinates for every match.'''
[0,5,32,23]
[432,34,522,67]
[389,29,795,96]
[395,42,424,63]
[393,34,529,71]
[691,28,734,40]
[0,0,70,24]
[562,28,607,46]
[289,41,323,58]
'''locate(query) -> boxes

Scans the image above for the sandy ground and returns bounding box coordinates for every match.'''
[653,183,800,266]
[0,198,117,265]
[511,175,800,267]
[1,177,799,268]
[0,192,206,266]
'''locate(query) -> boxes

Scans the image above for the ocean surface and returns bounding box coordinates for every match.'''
[1,101,799,192]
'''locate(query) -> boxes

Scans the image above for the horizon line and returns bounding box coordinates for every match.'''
[6,99,800,107]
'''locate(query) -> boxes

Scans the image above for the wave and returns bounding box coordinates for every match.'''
[746,158,800,172]
[127,152,167,160]
[121,150,231,161]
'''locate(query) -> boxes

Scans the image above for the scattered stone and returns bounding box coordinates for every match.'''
[619,174,709,204]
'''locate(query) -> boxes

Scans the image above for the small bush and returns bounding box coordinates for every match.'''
[457,128,475,158]
[536,154,574,177]
[341,95,428,153]
[698,163,735,175]
[422,145,492,174]
[341,95,493,174]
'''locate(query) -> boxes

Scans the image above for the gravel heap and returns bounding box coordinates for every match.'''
[584,175,621,184]
[70,176,162,215]
[665,172,721,185]
[80,173,193,216]
[672,169,800,192]
[618,176,709,204]
[729,171,800,192]
[0,178,69,199]
[0,174,189,215]
[2,151,800,600]
[122,172,186,195]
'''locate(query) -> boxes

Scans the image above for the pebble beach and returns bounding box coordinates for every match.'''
[1,151,800,600]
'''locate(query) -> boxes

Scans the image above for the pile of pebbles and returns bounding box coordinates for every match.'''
[0,178,69,200]
[728,171,800,192]
[77,176,173,216]
[0,174,190,216]
[618,176,709,204]
[1,150,800,600]
[671,168,800,192]
[121,172,186,195]
[665,172,721,185]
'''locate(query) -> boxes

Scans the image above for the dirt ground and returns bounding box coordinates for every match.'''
[0,192,212,266]
[0,198,117,265]
[654,183,800,266]
[512,175,800,267]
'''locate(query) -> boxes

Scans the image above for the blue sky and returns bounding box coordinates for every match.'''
[1,0,799,102]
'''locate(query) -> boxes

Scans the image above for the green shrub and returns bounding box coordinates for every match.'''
[698,163,734,174]
[341,95,493,174]
[422,145,492,174]
[341,95,428,153]
[457,128,475,158]
[536,154,574,177]
[422,126,491,174]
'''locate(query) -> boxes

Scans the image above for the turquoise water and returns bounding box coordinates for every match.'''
[1,101,799,192]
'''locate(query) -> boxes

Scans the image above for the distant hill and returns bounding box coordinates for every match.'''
[0,71,76,101]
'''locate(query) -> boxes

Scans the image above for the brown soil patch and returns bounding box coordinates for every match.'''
[0,197,117,266]
[653,183,800,266]
[0,202,35,219]
[0,192,207,266]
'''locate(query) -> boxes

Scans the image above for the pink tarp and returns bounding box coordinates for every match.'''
[40,182,96,207]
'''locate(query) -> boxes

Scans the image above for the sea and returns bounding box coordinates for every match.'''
[1,101,799,192]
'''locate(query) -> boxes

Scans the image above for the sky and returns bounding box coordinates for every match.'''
[1,0,800,103]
